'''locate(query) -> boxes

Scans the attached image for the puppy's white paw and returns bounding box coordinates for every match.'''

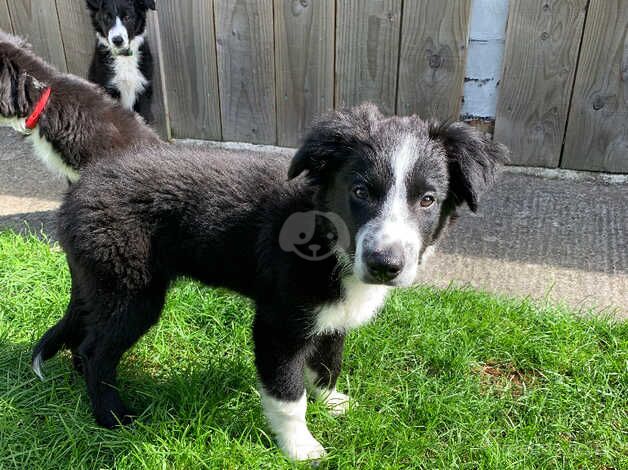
[323,390,352,416]
[279,432,327,461]
[260,389,326,461]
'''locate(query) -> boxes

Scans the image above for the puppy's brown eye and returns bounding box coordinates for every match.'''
[419,195,435,207]
[122,15,130,22]
[352,185,369,200]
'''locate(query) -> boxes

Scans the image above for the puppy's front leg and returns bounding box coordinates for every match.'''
[253,319,326,461]
[306,333,351,416]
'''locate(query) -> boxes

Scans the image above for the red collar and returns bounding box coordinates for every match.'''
[25,87,52,130]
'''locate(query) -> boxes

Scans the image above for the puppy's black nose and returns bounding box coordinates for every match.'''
[364,248,404,282]
[112,36,124,47]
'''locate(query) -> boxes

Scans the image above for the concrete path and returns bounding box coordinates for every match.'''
[1,129,626,317]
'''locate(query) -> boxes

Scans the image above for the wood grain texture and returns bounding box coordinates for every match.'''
[397,0,470,121]
[6,0,67,71]
[215,0,276,144]
[562,0,628,173]
[0,0,13,33]
[274,0,334,147]
[158,0,220,140]
[146,12,171,140]
[335,0,401,115]
[55,0,93,77]
[494,0,587,168]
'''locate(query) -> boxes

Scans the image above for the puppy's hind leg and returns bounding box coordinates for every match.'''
[79,285,166,429]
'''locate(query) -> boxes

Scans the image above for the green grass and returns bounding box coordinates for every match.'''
[0,230,626,469]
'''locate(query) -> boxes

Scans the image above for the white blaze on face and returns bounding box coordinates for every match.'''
[108,17,129,49]
[355,137,422,286]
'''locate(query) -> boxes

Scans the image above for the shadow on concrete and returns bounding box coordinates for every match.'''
[0,129,67,201]
[0,210,58,240]
[439,173,627,275]
[0,337,267,449]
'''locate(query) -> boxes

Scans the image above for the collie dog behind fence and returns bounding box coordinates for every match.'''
[0,31,508,461]
[86,0,156,123]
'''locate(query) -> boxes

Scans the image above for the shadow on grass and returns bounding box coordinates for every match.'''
[0,337,266,445]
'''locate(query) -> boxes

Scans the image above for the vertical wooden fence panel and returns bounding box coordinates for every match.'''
[146,13,171,140]
[158,0,220,140]
[215,0,276,144]
[494,0,587,168]
[335,0,402,116]
[397,0,471,121]
[55,0,93,77]
[0,0,13,33]
[562,0,628,173]
[6,0,67,71]
[274,0,334,147]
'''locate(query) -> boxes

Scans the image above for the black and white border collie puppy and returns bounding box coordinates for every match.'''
[32,103,508,461]
[86,0,155,123]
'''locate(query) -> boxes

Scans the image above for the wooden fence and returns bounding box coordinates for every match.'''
[1,0,626,173]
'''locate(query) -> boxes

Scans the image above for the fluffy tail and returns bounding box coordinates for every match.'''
[31,318,68,380]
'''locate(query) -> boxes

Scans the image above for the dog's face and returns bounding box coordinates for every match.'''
[86,0,155,54]
[289,103,508,287]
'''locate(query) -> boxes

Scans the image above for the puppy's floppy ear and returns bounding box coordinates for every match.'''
[86,0,102,10]
[430,121,509,212]
[288,102,383,181]
[136,0,156,10]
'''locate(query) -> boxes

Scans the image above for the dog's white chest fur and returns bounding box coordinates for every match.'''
[0,116,79,181]
[313,277,390,335]
[109,37,147,110]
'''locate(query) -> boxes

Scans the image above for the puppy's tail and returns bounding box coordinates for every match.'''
[31,318,68,380]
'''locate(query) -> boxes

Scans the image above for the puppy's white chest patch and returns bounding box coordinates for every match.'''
[0,116,79,181]
[313,277,390,335]
[110,38,147,110]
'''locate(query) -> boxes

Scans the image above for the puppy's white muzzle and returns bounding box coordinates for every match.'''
[354,220,421,287]
[108,17,129,52]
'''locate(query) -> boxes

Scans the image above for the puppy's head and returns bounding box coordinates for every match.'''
[0,33,57,120]
[288,103,508,287]
[86,0,155,54]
